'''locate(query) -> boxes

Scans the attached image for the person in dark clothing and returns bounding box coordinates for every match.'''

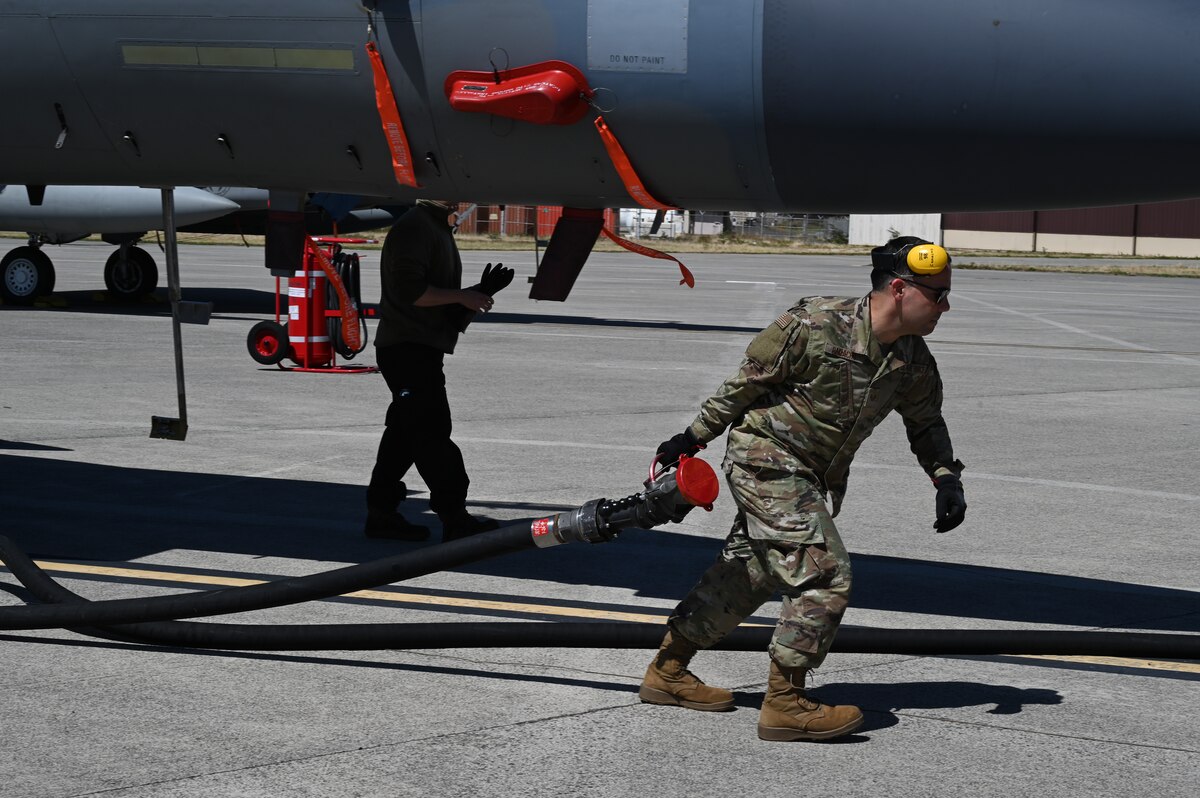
[365,200,514,541]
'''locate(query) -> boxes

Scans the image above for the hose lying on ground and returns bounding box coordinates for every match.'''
[0,459,715,631]
[0,527,534,631]
[2,534,1197,658]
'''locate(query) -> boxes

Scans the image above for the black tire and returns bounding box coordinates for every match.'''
[246,320,290,365]
[1,246,55,305]
[103,246,159,299]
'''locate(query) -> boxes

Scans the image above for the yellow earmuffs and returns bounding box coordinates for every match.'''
[905,243,950,275]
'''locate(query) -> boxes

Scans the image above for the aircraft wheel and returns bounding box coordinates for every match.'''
[1,246,55,305]
[247,320,290,365]
[103,246,159,299]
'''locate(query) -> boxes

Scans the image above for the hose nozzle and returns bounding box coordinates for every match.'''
[531,455,719,547]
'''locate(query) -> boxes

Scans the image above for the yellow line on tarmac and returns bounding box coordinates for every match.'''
[31,560,673,624]
[24,562,1197,673]
[37,561,264,587]
[1012,654,1200,674]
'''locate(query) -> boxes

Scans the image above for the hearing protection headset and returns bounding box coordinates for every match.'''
[870,236,951,275]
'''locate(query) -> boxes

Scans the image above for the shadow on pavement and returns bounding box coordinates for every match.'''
[479,311,757,335]
[0,631,1068,723]
[3,291,757,337]
[814,680,1063,716]
[731,678,1064,734]
[3,454,1197,634]
[0,631,648,695]
[0,440,72,452]
[0,286,277,317]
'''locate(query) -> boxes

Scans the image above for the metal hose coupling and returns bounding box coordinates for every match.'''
[530,455,720,548]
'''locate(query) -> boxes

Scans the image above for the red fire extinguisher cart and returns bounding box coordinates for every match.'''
[246,237,377,374]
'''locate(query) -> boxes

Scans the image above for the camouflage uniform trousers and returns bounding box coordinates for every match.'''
[668,463,852,670]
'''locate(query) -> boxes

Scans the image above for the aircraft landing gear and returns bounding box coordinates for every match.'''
[103,244,159,299]
[0,245,55,305]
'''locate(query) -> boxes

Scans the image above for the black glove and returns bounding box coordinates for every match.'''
[656,428,703,467]
[932,475,967,533]
[478,262,514,296]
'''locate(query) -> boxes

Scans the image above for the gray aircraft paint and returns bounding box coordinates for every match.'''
[1,1,1199,212]
[587,0,689,74]
[0,186,239,241]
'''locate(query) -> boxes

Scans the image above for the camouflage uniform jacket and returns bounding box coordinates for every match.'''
[688,295,962,517]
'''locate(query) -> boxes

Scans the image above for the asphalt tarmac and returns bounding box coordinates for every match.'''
[2,241,1198,797]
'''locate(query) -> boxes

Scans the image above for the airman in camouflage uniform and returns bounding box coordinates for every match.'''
[638,237,967,741]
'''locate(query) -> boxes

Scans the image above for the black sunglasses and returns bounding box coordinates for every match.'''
[891,273,950,304]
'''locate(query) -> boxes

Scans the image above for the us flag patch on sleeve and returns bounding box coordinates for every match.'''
[774,312,794,329]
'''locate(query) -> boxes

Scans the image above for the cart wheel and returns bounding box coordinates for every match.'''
[246,320,289,365]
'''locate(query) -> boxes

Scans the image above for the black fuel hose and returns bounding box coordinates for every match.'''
[327,251,367,359]
[2,534,1197,659]
[0,467,713,631]
[0,524,534,631]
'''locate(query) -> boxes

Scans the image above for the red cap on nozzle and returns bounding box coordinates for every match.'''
[675,455,719,510]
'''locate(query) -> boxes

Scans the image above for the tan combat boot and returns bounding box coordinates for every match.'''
[757,661,863,741]
[638,630,735,712]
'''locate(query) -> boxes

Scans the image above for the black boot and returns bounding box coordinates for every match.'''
[365,481,430,541]
[438,510,500,541]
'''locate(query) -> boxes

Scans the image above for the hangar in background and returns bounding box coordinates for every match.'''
[851,199,1200,257]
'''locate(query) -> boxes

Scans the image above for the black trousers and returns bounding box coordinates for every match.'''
[366,343,469,517]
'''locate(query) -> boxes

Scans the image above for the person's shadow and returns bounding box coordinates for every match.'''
[730,680,1064,740]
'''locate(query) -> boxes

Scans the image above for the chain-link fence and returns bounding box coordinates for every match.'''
[454,205,849,245]
[620,210,849,244]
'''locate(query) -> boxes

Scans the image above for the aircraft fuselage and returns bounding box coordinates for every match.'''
[3,1,1200,212]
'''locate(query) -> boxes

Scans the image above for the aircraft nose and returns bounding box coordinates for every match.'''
[187,188,241,214]
[173,187,241,225]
